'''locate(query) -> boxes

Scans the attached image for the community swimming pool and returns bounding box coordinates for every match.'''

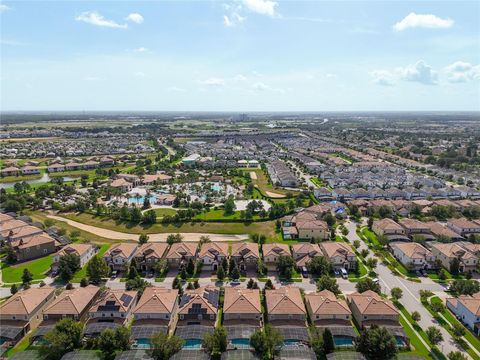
[231,338,250,349]
[211,184,223,191]
[128,195,156,204]
[183,339,202,349]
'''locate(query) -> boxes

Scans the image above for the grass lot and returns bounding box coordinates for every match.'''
[310,177,326,188]
[194,209,262,221]
[62,212,278,238]
[71,244,111,282]
[153,208,177,218]
[1,256,52,283]
[241,168,298,197]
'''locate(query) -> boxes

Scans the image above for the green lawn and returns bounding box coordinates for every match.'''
[71,244,111,282]
[1,256,52,283]
[194,209,262,221]
[153,208,177,218]
[310,177,325,187]
[62,212,278,238]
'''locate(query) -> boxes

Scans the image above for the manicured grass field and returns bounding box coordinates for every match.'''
[153,208,178,217]
[1,256,52,283]
[71,244,111,282]
[310,177,325,187]
[194,209,262,221]
[62,212,278,238]
[241,168,298,197]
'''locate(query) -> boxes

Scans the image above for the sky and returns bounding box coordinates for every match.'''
[1,0,479,112]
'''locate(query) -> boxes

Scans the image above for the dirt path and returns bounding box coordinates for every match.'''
[265,191,286,198]
[249,171,257,180]
[47,215,248,242]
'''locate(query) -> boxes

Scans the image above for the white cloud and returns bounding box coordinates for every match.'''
[398,60,438,85]
[168,86,186,92]
[370,70,395,86]
[76,11,128,29]
[393,13,453,31]
[233,74,247,82]
[444,61,480,83]
[0,4,11,13]
[201,78,225,86]
[252,82,269,90]
[223,13,246,27]
[242,0,278,17]
[133,47,149,53]
[133,71,146,77]
[325,73,337,78]
[126,13,144,24]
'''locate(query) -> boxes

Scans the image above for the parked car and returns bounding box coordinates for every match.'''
[341,268,348,279]
[110,270,118,279]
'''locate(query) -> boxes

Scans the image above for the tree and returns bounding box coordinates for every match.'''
[139,234,149,244]
[316,275,340,295]
[356,325,398,360]
[447,351,468,360]
[307,256,331,277]
[276,256,295,279]
[355,278,381,294]
[452,323,466,337]
[216,266,225,281]
[390,287,403,301]
[439,268,448,281]
[411,311,421,323]
[186,258,195,276]
[22,268,33,285]
[322,328,335,354]
[203,327,228,355]
[264,279,274,290]
[5,245,17,264]
[450,279,480,296]
[250,324,283,358]
[10,284,18,295]
[450,257,460,276]
[360,249,369,258]
[247,278,258,289]
[148,332,183,360]
[353,240,361,249]
[39,318,83,360]
[367,217,374,230]
[80,278,89,287]
[426,326,443,346]
[128,260,139,280]
[366,257,378,269]
[230,266,240,280]
[166,233,183,245]
[86,255,110,284]
[96,327,131,360]
[224,195,236,216]
[430,301,445,314]
[143,210,157,224]
[58,254,81,282]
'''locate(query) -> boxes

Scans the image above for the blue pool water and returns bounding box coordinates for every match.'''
[135,338,151,349]
[211,184,223,191]
[334,336,353,347]
[396,336,407,347]
[283,340,301,346]
[183,339,202,349]
[0,338,5,345]
[128,196,156,204]
[231,339,250,349]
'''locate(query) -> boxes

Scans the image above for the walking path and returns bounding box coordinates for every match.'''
[47,215,249,242]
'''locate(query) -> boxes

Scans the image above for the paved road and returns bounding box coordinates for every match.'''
[348,223,471,358]
[285,159,317,189]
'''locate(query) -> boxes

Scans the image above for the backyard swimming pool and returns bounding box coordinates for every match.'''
[231,339,250,349]
[334,336,354,347]
[283,340,302,346]
[183,339,202,349]
[135,338,151,349]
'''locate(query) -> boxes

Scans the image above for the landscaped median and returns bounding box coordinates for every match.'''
[423,296,480,359]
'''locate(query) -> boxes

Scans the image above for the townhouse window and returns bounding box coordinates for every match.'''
[121,314,124,318]
[111,313,114,317]
[166,315,169,319]
[180,315,184,320]
[316,315,319,319]
[44,249,48,254]
[210,315,214,320]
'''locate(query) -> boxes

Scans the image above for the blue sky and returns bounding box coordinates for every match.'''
[1,0,479,111]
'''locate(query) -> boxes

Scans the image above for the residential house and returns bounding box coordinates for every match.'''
[0,287,55,344]
[43,286,100,322]
[132,287,179,332]
[446,293,480,335]
[447,218,480,237]
[88,289,138,324]
[198,242,229,272]
[134,243,169,272]
[231,243,260,271]
[424,222,464,241]
[265,287,306,325]
[262,243,291,271]
[52,243,96,272]
[389,242,435,270]
[21,166,40,175]
[319,242,356,271]
[398,219,435,240]
[11,234,57,262]
[47,164,65,173]
[291,243,321,269]
[305,290,351,326]
[372,218,409,242]
[223,287,261,326]
[165,242,198,269]
[103,243,138,271]
[430,242,478,273]
[177,286,219,327]
[109,178,133,192]
[347,290,399,327]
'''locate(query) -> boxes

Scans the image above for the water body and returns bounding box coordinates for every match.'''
[0,173,78,189]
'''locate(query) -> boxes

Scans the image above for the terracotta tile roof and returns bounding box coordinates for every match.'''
[0,213,14,223]
[12,233,56,249]
[110,178,131,187]
[448,218,480,230]
[142,174,172,183]
[1,219,29,232]
[136,243,169,259]
[44,286,100,316]
[319,242,354,259]
[390,242,432,260]
[373,218,403,232]
[166,242,197,259]
[265,287,306,315]
[223,287,261,315]
[0,287,55,316]
[90,289,137,313]
[291,243,321,257]
[347,290,398,316]
[198,242,229,259]
[178,286,218,315]
[56,243,93,258]
[104,243,137,259]
[2,225,43,239]
[398,218,430,231]
[424,222,463,239]
[305,290,351,316]
[450,293,480,316]
[133,287,178,314]
[262,243,290,258]
[231,243,259,260]
[431,242,477,260]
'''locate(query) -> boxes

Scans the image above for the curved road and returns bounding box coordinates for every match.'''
[47,215,249,242]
